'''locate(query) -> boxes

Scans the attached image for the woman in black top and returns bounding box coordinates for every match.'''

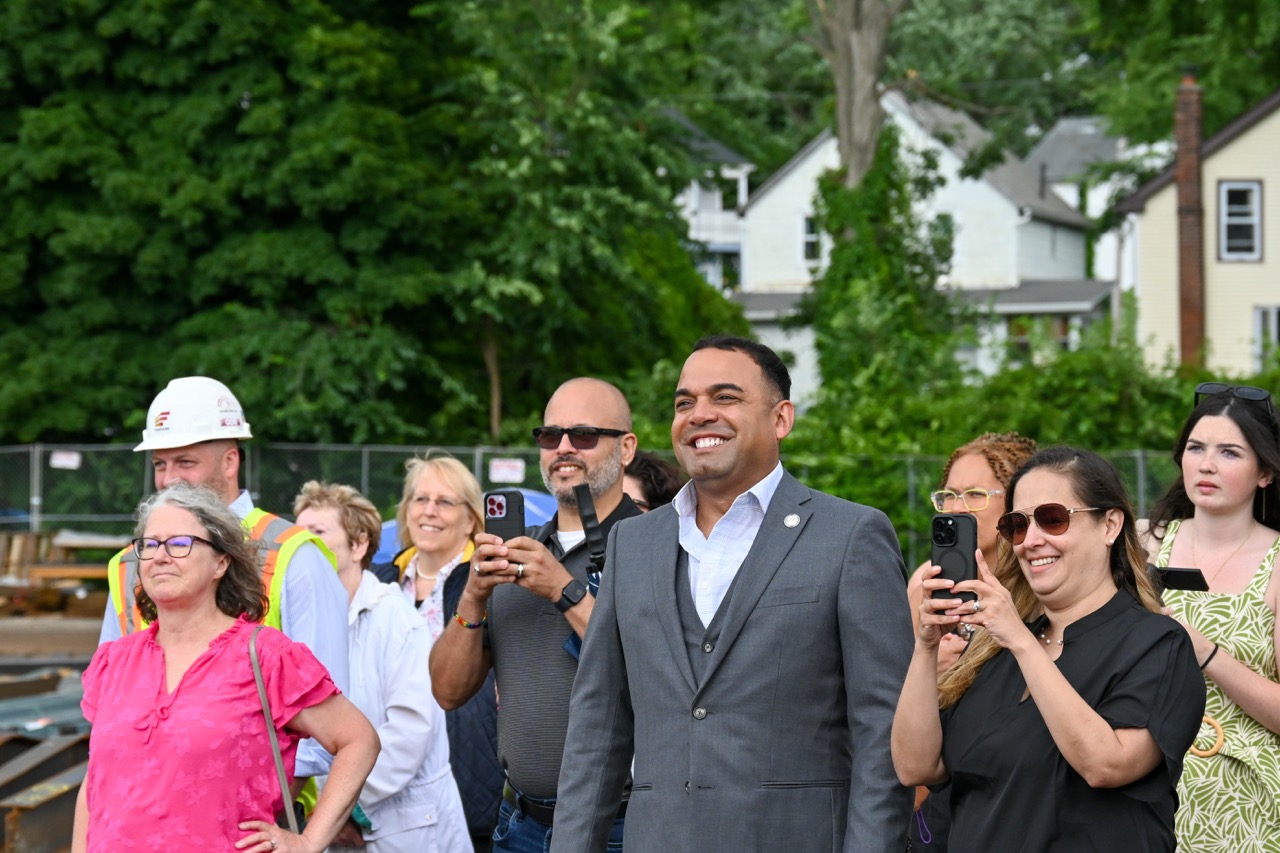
[893,446,1206,852]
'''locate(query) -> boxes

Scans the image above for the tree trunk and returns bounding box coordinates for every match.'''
[807,0,906,187]
[482,317,502,441]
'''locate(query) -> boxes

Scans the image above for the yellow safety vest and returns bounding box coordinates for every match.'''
[107,508,336,634]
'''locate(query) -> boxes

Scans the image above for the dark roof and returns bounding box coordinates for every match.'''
[661,108,751,167]
[956,279,1114,314]
[1025,117,1121,183]
[746,94,1089,229]
[1117,85,1280,214]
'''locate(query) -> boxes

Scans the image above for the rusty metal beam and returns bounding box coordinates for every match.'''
[0,760,84,853]
[0,734,88,802]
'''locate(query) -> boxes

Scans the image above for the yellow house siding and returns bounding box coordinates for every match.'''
[1137,188,1181,368]
[1137,106,1280,374]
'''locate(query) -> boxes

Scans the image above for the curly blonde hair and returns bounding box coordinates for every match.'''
[937,432,1038,492]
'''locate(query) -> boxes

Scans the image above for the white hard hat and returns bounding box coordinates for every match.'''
[135,376,253,452]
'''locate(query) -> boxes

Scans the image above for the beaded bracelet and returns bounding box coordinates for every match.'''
[454,609,487,630]
[1200,642,1219,670]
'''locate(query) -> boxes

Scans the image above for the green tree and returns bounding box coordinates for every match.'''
[0,0,746,445]
[887,0,1093,160]
[1078,0,1280,142]
[791,123,963,461]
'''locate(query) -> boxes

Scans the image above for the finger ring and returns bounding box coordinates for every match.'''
[473,564,480,574]
[971,599,981,613]
[516,563,524,578]
[269,841,277,850]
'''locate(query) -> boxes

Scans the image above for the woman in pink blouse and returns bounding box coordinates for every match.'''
[72,482,379,853]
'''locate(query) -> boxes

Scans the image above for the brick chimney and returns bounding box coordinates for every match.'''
[1175,73,1205,368]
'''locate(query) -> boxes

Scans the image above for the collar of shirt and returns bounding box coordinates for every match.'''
[672,461,785,529]
[675,463,784,624]
[228,489,255,520]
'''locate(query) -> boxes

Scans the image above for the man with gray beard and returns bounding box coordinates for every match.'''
[430,377,641,852]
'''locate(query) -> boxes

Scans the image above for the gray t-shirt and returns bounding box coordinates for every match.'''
[485,498,640,799]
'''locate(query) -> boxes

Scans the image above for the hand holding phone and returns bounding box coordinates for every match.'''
[484,490,526,543]
[930,513,978,604]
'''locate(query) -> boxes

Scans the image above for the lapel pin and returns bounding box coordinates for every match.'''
[784,513,800,528]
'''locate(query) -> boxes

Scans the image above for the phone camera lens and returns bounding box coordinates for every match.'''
[932,516,958,547]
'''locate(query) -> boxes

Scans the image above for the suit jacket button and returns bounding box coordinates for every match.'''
[693,707,707,720]
[702,642,713,653]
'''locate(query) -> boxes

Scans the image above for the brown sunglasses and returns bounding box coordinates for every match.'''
[996,503,1102,545]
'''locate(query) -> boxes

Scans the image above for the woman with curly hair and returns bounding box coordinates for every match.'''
[73,482,378,853]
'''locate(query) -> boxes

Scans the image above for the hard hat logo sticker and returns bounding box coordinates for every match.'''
[154,412,171,429]
[220,418,243,428]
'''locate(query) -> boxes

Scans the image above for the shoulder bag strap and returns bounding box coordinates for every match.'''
[250,625,300,834]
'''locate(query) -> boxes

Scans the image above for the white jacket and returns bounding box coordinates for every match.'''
[328,572,470,852]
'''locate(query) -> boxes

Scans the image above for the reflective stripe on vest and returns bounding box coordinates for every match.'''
[107,510,336,633]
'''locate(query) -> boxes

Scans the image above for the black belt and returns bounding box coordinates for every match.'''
[502,783,628,826]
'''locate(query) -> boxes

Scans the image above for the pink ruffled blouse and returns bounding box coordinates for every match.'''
[80,617,338,851]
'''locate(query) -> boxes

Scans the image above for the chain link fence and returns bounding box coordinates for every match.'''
[0,443,1178,568]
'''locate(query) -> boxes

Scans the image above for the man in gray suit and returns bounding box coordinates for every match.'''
[551,336,914,852]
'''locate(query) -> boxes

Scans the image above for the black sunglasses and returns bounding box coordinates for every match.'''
[1194,382,1275,416]
[996,503,1102,545]
[532,426,627,450]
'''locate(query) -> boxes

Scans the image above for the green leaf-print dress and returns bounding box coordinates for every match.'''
[1158,519,1280,852]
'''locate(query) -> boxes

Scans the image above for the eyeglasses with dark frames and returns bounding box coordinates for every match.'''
[1194,382,1275,417]
[132,535,218,560]
[996,504,1103,545]
[532,426,628,451]
[929,488,1004,512]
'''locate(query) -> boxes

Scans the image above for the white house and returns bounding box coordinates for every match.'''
[670,112,754,290]
[733,92,1110,401]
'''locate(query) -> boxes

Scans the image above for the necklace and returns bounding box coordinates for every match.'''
[1038,629,1064,646]
[1191,521,1255,588]
[415,561,441,584]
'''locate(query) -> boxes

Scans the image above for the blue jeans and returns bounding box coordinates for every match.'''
[491,798,624,853]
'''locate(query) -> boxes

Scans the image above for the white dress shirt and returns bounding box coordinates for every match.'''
[674,462,784,625]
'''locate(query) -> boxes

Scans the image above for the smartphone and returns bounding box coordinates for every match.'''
[484,490,526,542]
[1152,565,1210,592]
[930,513,978,603]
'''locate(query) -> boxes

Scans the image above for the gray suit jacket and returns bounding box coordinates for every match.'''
[551,471,914,852]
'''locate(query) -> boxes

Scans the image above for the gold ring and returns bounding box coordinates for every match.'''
[1189,715,1224,758]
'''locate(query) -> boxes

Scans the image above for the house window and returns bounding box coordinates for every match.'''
[803,216,821,265]
[1006,314,1071,358]
[1219,181,1262,262]
[1254,306,1280,370]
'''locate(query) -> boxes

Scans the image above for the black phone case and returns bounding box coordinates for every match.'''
[930,513,979,603]
[484,490,526,542]
[1153,565,1210,592]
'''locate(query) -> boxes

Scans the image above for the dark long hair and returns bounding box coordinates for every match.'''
[133,482,267,623]
[1149,390,1280,537]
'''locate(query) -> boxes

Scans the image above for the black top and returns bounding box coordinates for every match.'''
[940,590,1205,853]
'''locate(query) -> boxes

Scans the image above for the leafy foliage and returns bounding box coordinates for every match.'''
[0,0,747,444]
[887,0,1093,158]
[1077,0,1280,143]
